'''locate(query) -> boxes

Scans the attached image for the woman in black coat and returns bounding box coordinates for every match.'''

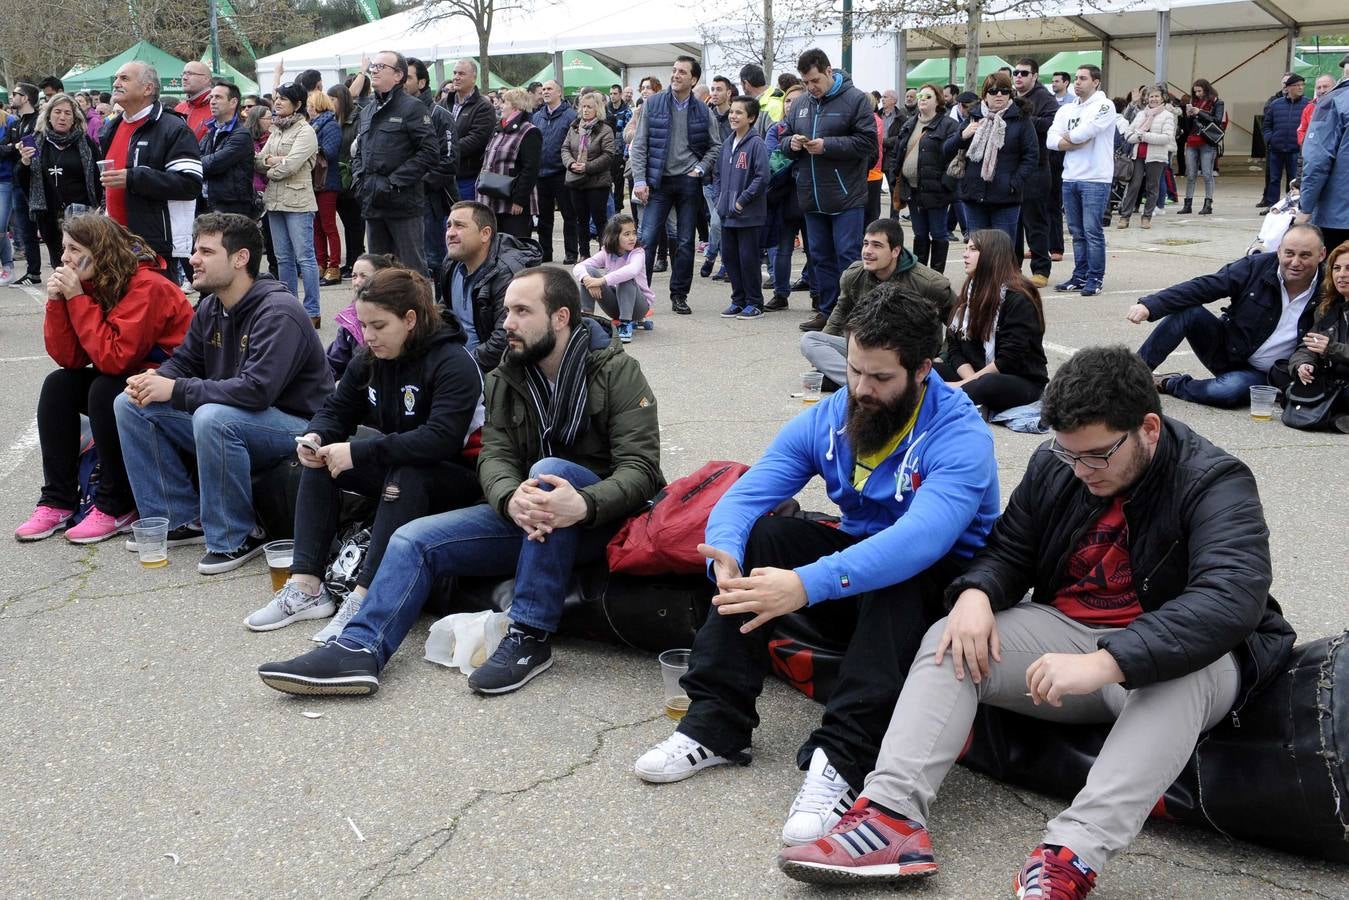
[936,228,1048,413]
[944,72,1039,242]
[887,83,959,272]
[18,93,102,269]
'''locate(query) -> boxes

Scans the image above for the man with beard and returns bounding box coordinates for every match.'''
[778,346,1293,897]
[258,266,663,698]
[634,285,998,849]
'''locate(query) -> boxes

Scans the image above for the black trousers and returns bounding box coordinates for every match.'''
[1320,227,1349,254]
[535,171,578,261]
[496,212,532,241]
[1016,187,1053,278]
[336,191,365,268]
[291,458,481,589]
[37,367,135,516]
[935,359,1045,413]
[678,515,958,791]
[612,161,626,212]
[1048,150,1066,254]
[568,186,609,259]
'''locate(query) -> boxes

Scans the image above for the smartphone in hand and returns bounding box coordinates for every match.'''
[295,435,323,454]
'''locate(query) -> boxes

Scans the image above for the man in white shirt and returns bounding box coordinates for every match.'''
[1126,224,1326,407]
[1047,65,1117,296]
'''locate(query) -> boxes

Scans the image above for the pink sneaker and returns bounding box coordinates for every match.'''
[65,508,138,544]
[15,505,75,542]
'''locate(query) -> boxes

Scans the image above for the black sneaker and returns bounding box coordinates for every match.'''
[765,293,789,311]
[467,629,553,694]
[562,256,578,265]
[790,277,811,293]
[671,295,692,315]
[653,257,668,273]
[699,258,715,278]
[258,640,380,696]
[12,272,41,286]
[125,523,206,552]
[197,529,267,574]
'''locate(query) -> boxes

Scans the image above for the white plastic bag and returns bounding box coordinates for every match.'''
[424,609,510,675]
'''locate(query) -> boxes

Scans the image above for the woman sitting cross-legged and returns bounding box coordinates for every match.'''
[935,228,1048,415]
[244,267,486,637]
[15,213,193,543]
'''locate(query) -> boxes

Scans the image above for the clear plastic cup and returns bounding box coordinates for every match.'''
[1249,385,1279,421]
[96,159,114,175]
[802,372,824,404]
[264,540,294,592]
[659,648,692,720]
[131,517,170,569]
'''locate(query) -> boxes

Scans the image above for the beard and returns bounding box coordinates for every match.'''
[505,327,557,367]
[846,373,921,458]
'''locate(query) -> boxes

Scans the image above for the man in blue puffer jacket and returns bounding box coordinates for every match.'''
[634,285,998,849]
[781,48,879,333]
[1297,55,1349,252]
[1260,73,1308,208]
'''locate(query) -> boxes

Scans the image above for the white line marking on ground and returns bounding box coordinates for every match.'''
[0,420,39,482]
[0,355,47,363]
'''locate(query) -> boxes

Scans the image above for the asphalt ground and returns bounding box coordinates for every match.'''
[1,176,1346,898]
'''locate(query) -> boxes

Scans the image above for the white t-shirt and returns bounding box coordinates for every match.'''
[1047,90,1117,183]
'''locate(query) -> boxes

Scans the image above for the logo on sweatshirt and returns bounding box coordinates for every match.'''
[368,386,377,406]
[402,384,420,414]
[839,574,850,589]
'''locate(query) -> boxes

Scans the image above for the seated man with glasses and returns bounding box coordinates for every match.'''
[778,345,1294,898]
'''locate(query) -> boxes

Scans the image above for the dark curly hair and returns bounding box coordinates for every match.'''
[1040,346,1161,433]
[844,283,942,372]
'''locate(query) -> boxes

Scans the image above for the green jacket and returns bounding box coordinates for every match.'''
[478,316,664,527]
[823,249,957,336]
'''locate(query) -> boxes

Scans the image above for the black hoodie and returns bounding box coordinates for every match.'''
[158,276,334,418]
[306,311,484,469]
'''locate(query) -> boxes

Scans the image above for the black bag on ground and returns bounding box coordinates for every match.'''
[1281,376,1347,430]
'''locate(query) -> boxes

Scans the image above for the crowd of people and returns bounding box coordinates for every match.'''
[5,44,1349,899]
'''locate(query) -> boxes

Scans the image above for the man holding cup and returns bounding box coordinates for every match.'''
[1128,224,1326,407]
[634,285,998,849]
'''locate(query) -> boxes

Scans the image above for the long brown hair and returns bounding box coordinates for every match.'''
[356,268,443,360]
[1319,240,1349,318]
[61,213,159,311]
[951,229,1044,343]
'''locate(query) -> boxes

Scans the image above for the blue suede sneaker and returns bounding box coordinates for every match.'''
[736,306,764,319]
[1080,282,1103,297]
[617,321,634,343]
[1055,278,1086,292]
[720,304,744,318]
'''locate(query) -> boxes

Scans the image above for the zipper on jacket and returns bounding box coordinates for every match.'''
[681,464,735,503]
[1137,538,1179,596]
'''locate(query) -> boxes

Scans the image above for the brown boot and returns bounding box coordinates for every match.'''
[1140,216,1152,229]
[311,316,322,329]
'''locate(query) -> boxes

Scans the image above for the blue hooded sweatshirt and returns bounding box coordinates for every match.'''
[704,370,999,605]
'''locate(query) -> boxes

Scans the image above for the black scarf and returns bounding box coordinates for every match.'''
[522,322,592,456]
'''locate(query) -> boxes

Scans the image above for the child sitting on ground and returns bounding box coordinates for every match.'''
[572,213,654,343]
[326,253,396,378]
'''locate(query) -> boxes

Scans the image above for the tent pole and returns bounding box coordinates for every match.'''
[1154,10,1170,88]
[1101,38,1111,90]
[895,29,907,90]
[553,50,565,92]
[948,47,958,86]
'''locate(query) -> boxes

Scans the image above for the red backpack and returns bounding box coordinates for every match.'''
[606,460,749,576]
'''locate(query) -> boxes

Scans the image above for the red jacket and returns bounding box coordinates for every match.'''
[44,263,194,375]
[1297,98,1317,146]
[176,90,213,142]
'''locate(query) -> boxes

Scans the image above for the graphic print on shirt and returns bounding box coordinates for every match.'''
[1052,497,1143,627]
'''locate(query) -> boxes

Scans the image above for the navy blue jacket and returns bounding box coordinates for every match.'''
[638,89,712,190]
[946,100,1039,206]
[531,101,577,177]
[781,70,876,214]
[310,110,343,193]
[715,130,769,227]
[1262,94,1309,153]
[1140,252,1323,371]
[199,115,256,207]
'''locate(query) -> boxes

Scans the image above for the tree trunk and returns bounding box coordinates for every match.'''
[478,30,490,93]
[964,0,982,91]
[762,0,774,79]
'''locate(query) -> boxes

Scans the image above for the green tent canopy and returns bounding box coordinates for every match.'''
[906,55,1012,89]
[487,71,512,90]
[526,50,620,94]
[201,52,259,96]
[62,41,192,94]
[1039,50,1102,83]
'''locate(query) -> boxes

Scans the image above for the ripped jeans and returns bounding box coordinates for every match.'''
[290,458,482,589]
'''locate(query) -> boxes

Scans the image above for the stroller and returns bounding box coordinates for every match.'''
[1101,127,1134,227]
[1249,178,1300,255]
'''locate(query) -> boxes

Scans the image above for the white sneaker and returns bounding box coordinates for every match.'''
[634,732,745,783]
[311,592,362,643]
[781,748,857,845]
[244,582,335,632]
[0,267,11,286]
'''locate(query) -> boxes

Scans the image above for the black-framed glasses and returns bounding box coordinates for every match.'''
[367,63,394,75]
[1012,69,1034,78]
[1049,433,1129,470]
[986,86,1012,96]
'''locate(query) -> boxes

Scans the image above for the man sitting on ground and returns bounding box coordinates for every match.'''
[778,346,1295,897]
[635,285,998,849]
[442,200,543,371]
[114,213,332,573]
[258,266,663,697]
[1128,223,1326,407]
[801,219,956,389]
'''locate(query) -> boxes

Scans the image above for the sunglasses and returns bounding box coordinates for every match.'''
[986,86,1012,95]
[1012,70,1034,78]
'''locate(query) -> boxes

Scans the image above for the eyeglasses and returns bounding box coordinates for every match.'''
[1012,70,1034,78]
[1049,433,1130,470]
[367,63,394,75]
[986,86,1012,96]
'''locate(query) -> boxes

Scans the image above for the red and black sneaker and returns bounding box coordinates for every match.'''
[1015,844,1097,899]
[776,798,938,885]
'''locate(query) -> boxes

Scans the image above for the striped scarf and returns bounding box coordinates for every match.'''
[522,322,592,456]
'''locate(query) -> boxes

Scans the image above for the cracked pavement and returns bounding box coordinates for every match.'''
[1,175,1347,896]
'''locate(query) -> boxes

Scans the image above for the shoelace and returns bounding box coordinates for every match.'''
[655,732,703,761]
[1033,851,1095,899]
[790,768,849,816]
[829,805,872,835]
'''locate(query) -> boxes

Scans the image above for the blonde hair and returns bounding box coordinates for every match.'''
[36,92,87,134]
[307,88,334,115]
[576,91,605,121]
[500,87,535,114]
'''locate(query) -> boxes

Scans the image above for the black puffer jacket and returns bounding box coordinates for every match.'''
[351,88,439,219]
[946,417,1295,713]
[945,100,1039,206]
[440,232,543,371]
[1018,82,1060,190]
[886,112,958,209]
[944,286,1048,383]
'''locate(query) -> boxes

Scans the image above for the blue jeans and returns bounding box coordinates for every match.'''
[962,202,1020,242]
[424,208,447,282]
[802,207,865,314]
[341,457,616,667]
[1136,305,1268,408]
[639,175,701,297]
[0,181,14,268]
[112,396,307,551]
[268,211,321,317]
[457,176,478,206]
[1184,145,1217,202]
[1062,181,1109,285]
[1262,149,1299,206]
[910,203,950,243]
[12,183,41,276]
[702,182,722,260]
